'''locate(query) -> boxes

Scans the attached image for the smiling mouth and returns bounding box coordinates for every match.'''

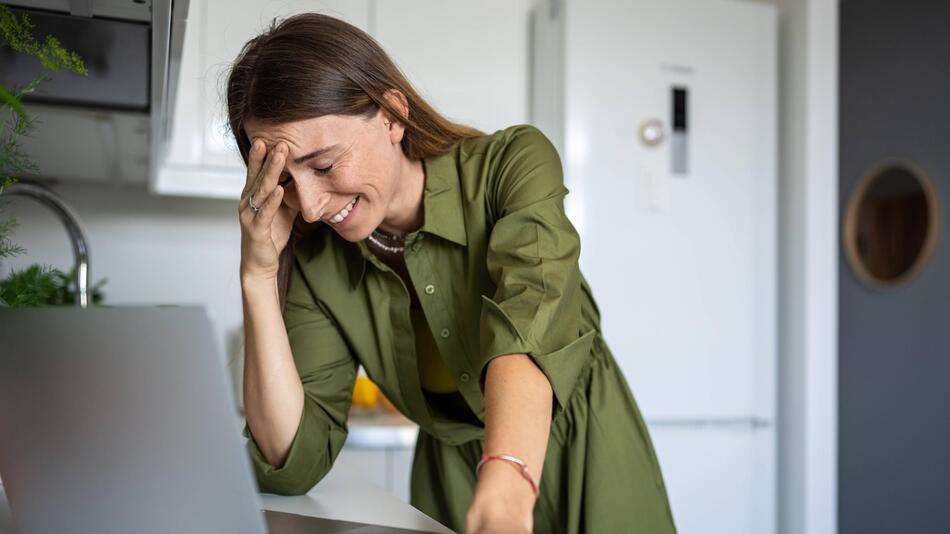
[327,195,360,224]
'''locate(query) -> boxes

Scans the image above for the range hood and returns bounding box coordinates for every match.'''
[0,0,189,185]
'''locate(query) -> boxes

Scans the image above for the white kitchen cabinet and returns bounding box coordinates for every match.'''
[155,0,372,198]
[155,0,533,199]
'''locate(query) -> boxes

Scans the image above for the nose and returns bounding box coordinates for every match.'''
[293,177,331,223]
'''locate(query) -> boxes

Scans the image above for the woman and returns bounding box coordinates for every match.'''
[230,12,676,534]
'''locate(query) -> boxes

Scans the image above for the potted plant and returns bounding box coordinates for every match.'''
[0,4,106,306]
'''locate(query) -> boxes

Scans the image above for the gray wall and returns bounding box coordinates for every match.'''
[839,1,950,532]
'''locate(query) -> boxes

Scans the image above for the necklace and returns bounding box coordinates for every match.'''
[367,231,405,253]
[372,228,406,241]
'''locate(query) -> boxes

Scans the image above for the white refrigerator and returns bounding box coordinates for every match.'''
[531,0,778,532]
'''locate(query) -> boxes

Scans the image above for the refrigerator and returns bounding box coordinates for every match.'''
[531,0,778,532]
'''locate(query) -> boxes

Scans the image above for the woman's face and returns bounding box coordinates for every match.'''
[243,108,402,241]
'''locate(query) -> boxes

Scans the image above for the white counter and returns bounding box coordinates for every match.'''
[347,411,420,449]
[0,455,453,534]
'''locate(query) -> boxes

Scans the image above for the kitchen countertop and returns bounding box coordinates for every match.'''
[347,410,420,449]
[0,454,453,533]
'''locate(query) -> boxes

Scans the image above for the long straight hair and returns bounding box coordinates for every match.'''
[226,13,483,309]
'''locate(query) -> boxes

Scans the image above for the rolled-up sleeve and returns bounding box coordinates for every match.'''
[242,256,357,495]
[478,125,596,413]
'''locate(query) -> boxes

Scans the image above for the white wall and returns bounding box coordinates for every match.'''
[775,0,839,533]
[1,184,245,373]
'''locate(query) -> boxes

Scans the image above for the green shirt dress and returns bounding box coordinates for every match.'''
[241,124,678,534]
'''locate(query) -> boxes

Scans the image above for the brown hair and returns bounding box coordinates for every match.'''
[226,12,483,309]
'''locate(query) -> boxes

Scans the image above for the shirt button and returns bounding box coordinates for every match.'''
[459,372,470,383]
[440,328,450,338]
[424,284,435,295]
[412,242,421,252]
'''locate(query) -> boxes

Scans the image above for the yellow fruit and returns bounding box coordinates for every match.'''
[352,375,379,408]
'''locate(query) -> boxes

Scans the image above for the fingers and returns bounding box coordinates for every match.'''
[238,190,263,226]
[246,141,287,210]
[242,138,266,198]
[258,142,286,201]
[255,184,285,228]
[238,193,257,227]
[238,140,288,218]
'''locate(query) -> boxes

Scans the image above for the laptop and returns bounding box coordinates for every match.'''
[0,306,437,534]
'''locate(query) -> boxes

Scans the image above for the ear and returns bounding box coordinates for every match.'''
[381,88,410,145]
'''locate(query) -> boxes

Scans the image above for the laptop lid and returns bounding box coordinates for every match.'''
[0,306,267,534]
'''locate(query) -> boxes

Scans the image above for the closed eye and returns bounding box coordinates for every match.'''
[278,165,332,186]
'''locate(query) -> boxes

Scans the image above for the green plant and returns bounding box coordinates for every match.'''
[0,265,106,306]
[0,176,24,259]
[0,3,93,307]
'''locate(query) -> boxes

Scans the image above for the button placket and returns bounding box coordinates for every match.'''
[359,240,437,431]
[406,246,473,394]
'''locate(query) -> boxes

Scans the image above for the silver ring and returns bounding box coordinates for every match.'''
[247,192,261,213]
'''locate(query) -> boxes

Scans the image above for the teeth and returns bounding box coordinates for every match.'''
[330,196,358,224]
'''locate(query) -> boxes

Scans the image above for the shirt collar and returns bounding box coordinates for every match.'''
[419,148,468,247]
[345,148,468,289]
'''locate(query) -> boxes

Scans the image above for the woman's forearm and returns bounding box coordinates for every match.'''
[241,275,304,468]
[478,353,554,508]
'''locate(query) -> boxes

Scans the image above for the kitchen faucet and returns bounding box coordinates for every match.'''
[1,180,90,308]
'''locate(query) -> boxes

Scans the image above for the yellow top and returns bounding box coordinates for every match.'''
[409,305,457,393]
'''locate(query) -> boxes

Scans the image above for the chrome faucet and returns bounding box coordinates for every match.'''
[1,180,90,308]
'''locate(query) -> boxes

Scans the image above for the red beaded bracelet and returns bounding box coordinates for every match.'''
[476,453,539,498]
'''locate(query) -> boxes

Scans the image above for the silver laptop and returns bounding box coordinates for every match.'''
[0,306,434,534]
